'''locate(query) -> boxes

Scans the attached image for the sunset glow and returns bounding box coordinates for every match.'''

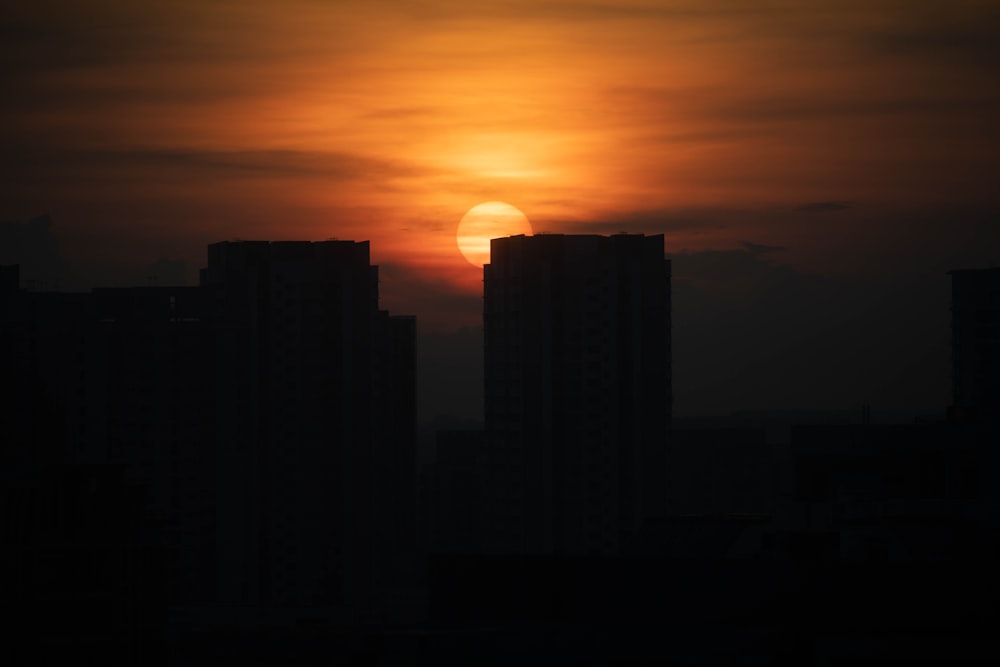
[457,202,532,267]
[2,1,998,334]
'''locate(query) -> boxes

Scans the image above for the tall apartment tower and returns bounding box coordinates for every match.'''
[201,241,415,608]
[2,243,416,612]
[950,267,1000,424]
[483,233,671,555]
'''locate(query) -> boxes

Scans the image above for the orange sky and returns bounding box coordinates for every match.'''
[2,0,999,331]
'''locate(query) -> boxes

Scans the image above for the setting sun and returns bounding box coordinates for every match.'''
[456,201,533,267]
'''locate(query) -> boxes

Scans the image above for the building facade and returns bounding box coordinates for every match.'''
[950,267,1000,424]
[2,240,417,612]
[201,240,415,608]
[482,233,671,555]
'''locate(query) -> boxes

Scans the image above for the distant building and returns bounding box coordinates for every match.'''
[423,430,486,555]
[0,264,17,294]
[482,233,671,555]
[950,267,1000,424]
[666,428,771,515]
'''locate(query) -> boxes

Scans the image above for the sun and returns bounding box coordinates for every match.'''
[456,201,533,267]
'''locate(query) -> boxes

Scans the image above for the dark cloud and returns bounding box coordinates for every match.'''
[0,1,365,78]
[797,201,852,213]
[552,209,730,236]
[669,244,810,298]
[740,241,786,254]
[0,3,176,76]
[0,146,430,185]
[362,106,438,121]
[614,84,997,129]
[866,6,1000,69]
[737,91,995,125]
[501,0,781,22]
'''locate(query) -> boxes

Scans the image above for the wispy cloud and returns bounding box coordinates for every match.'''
[1,0,998,334]
[797,201,853,213]
[0,146,436,186]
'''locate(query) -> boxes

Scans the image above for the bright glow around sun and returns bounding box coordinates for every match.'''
[456,201,533,267]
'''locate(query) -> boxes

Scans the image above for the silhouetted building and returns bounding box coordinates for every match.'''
[0,270,90,466]
[88,286,214,602]
[2,241,417,615]
[1,464,168,666]
[201,240,415,609]
[950,267,1000,424]
[370,310,419,597]
[1,279,217,602]
[482,233,671,554]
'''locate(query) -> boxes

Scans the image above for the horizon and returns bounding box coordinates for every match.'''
[0,226,971,423]
[3,0,999,418]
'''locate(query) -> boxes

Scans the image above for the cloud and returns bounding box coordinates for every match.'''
[0,146,432,186]
[0,1,373,77]
[669,244,812,300]
[796,201,852,213]
[551,209,731,237]
[740,241,786,254]
[864,5,1000,69]
[615,83,996,129]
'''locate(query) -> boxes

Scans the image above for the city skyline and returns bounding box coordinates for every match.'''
[482,233,672,554]
[4,233,998,665]
[3,3,999,663]
[3,223,988,421]
[4,2,999,419]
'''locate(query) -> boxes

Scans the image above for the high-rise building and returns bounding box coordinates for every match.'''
[0,266,92,466]
[201,240,416,608]
[950,267,1000,424]
[2,240,417,612]
[1,269,213,602]
[89,286,213,602]
[482,233,671,555]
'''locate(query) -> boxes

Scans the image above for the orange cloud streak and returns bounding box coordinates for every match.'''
[2,1,998,329]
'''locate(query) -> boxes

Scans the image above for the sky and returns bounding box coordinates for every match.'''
[2,0,999,419]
